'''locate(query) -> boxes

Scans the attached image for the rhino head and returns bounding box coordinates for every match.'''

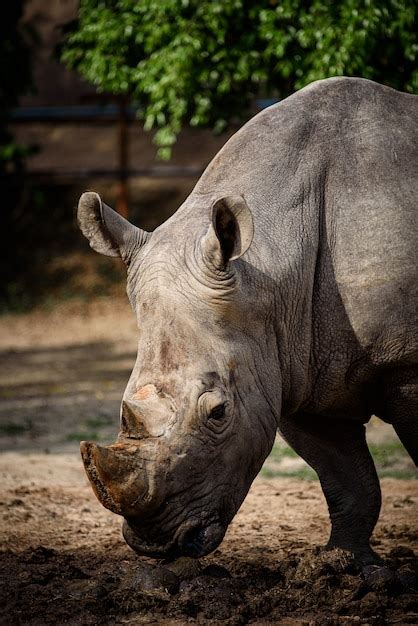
[78,191,279,558]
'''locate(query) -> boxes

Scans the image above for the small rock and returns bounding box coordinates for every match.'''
[363,565,395,590]
[370,537,382,546]
[396,565,417,592]
[10,498,25,507]
[389,546,415,558]
[393,496,414,508]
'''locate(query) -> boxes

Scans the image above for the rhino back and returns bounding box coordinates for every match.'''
[322,80,417,365]
[191,77,418,413]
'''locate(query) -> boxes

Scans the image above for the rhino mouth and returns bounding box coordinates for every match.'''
[122,517,226,559]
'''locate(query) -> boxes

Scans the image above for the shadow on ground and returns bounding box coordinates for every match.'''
[0,341,135,451]
[0,334,416,478]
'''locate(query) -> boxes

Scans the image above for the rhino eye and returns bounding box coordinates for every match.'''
[198,391,227,425]
[209,403,226,421]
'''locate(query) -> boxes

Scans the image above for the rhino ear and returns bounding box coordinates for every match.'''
[202,195,254,267]
[77,192,149,263]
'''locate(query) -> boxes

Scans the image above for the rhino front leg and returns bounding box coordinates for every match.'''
[278,414,381,565]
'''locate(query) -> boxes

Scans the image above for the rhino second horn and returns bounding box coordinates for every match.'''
[120,399,151,439]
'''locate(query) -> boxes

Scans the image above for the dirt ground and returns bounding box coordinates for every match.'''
[1,300,417,624]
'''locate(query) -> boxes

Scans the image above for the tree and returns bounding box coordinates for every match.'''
[0,0,35,173]
[62,0,417,159]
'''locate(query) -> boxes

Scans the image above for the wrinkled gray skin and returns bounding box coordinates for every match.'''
[78,77,417,565]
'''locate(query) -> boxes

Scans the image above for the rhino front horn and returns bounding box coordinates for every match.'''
[80,440,150,518]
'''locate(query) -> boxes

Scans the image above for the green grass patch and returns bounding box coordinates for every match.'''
[377,468,417,480]
[66,416,113,442]
[268,445,299,460]
[260,465,317,480]
[260,439,416,480]
[0,422,31,436]
[369,441,408,467]
[84,416,112,429]
[66,431,99,442]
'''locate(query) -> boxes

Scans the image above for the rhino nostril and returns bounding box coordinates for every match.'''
[181,522,226,557]
[183,526,206,555]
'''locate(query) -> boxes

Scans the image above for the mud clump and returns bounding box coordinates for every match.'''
[1,545,417,624]
[291,547,358,580]
[120,562,180,594]
[176,576,245,621]
[165,556,203,580]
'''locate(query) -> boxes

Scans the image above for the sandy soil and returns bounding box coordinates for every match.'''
[1,301,417,624]
[0,453,417,625]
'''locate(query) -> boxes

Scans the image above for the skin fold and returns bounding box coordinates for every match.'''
[78,77,417,564]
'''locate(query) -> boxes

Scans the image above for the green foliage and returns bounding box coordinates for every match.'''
[62,0,417,157]
[0,141,37,174]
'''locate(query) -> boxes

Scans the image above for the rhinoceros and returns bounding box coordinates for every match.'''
[78,77,417,565]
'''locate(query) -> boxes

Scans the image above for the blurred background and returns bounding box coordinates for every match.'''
[0,7,416,625]
[2,0,417,311]
[2,0,237,311]
[0,0,416,476]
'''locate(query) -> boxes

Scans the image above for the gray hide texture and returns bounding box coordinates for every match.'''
[77,77,417,564]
